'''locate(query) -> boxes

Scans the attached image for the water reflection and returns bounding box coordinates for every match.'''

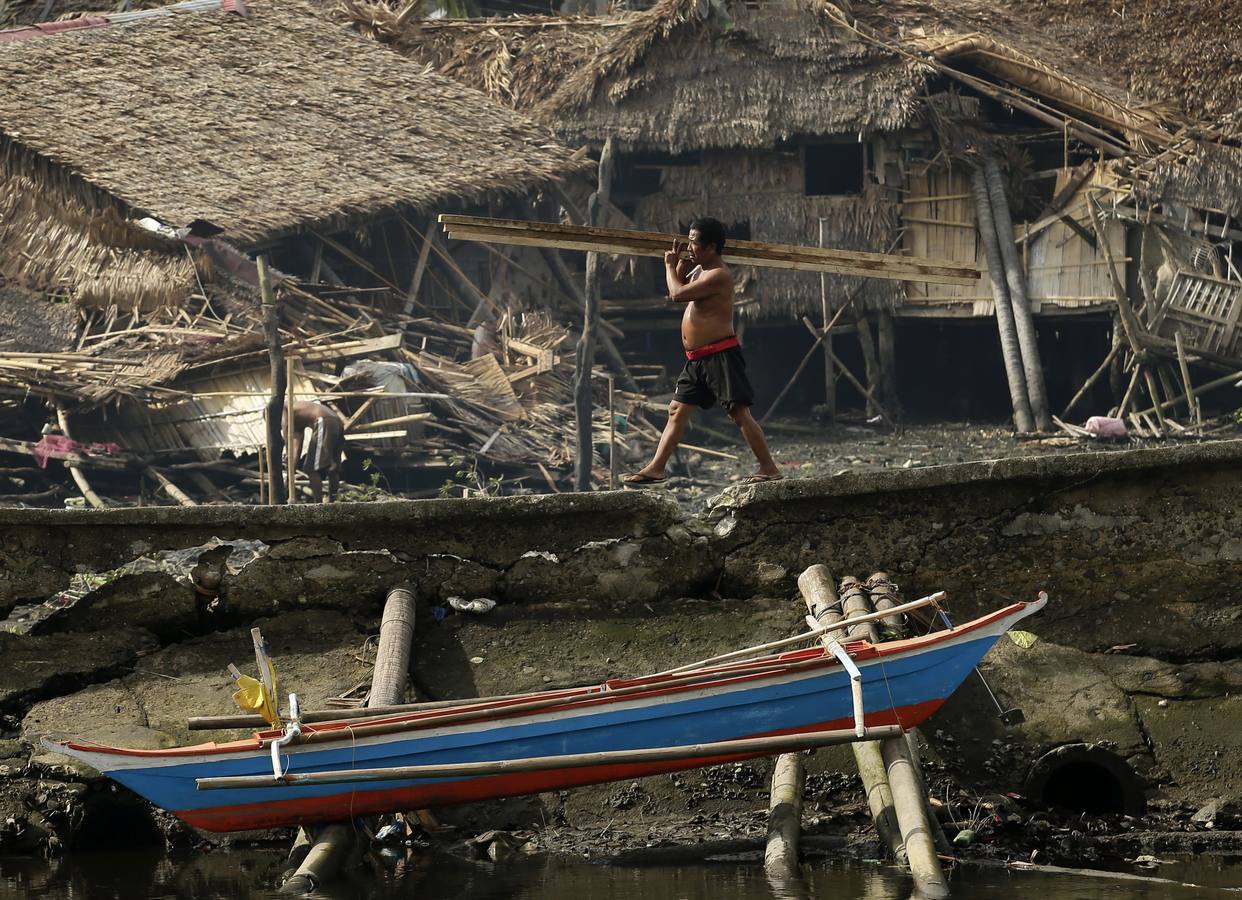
[2,846,1241,899]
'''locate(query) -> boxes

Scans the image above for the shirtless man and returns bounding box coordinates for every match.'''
[622,217,781,485]
[283,400,345,503]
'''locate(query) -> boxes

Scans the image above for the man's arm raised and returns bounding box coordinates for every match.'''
[667,265,728,303]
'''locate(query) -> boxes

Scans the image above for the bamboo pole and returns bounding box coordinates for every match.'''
[799,566,903,861]
[282,587,416,893]
[877,309,898,415]
[881,735,950,899]
[1143,368,1167,433]
[657,593,945,677]
[144,466,196,507]
[285,358,297,504]
[1062,340,1122,418]
[1174,331,1199,425]
[575,138,614,492]
[764,751,805,880]
[819,219,835,422]
[608,375,617,490]
[199,725,905,791]
[839,576,880,643]
[971,164,1034,432]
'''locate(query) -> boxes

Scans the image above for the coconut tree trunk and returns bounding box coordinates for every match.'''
[970,164,1034,433]
[984,156,1052,431]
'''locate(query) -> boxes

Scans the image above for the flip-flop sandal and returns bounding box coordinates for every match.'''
[621,472,667,485]
[742,473,784,485]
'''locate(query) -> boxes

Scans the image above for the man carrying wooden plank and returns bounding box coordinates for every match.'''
[623,218,782,486]
[283,401,345,502]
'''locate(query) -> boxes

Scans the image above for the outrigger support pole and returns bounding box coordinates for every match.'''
[197,725,904,792]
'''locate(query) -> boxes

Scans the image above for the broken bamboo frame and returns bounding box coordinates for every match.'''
[198,726,905,791]
[760,304,850,425]
[53,403,105,510]
[798,318,896,428]
[440,216,982,286]
[1062,340,1122,418]
[1174,331,1200,425]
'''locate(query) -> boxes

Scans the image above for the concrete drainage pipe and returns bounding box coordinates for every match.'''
[1023,742,1146,817]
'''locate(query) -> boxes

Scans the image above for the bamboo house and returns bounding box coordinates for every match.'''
[356,0,1242,430]
[0,0,614,505]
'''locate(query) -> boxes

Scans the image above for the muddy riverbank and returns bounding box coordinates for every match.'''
[2,438,1242,884]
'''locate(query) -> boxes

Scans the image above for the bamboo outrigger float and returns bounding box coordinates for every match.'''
[43,591,1046,833]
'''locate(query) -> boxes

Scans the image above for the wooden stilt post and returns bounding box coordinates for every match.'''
[818,219,836,423]
[282,586,417,894]
[285,358,297,504]
[258,256,285,506]
[574,138,615,492]
[877,308,898,417]
[882,736,950,898]
[855,312,881,417]
[984,155,1052,431]
[971,163,1034,433]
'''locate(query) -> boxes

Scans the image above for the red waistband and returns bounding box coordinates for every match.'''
[685,335,740,360]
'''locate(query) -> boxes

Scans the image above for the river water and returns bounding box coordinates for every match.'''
[3,847,1241,899]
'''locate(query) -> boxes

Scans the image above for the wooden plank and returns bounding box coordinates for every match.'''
[292,334,403,362]
[449,225,980,287]
[440,215,981,285]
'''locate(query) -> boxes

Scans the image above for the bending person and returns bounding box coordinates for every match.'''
[283,400,345,502]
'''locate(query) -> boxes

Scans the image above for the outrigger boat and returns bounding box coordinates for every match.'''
[44,591,1045,832]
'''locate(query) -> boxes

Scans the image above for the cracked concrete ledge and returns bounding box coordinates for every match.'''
[3,441,1241,631]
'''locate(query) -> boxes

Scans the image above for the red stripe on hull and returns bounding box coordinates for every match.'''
[179,700,943,832]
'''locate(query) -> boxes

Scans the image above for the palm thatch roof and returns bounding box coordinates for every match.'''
[347,0,928,150]
[0,0,585,246]
[341,0,620,111]
[925,0,1242,125]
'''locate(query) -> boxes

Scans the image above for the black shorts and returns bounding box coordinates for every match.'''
[673,346,755,412]
[300,415,343,473]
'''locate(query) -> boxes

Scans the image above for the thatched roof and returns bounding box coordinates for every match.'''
[0,0,584,246]
[940,0,1242,125]
[351,0,928,151]
[341,1,620,110]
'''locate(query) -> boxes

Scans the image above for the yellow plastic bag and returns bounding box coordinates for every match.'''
[232,673,280,726]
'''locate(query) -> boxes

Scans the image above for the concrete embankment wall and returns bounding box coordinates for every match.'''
[2,440,1241,847]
